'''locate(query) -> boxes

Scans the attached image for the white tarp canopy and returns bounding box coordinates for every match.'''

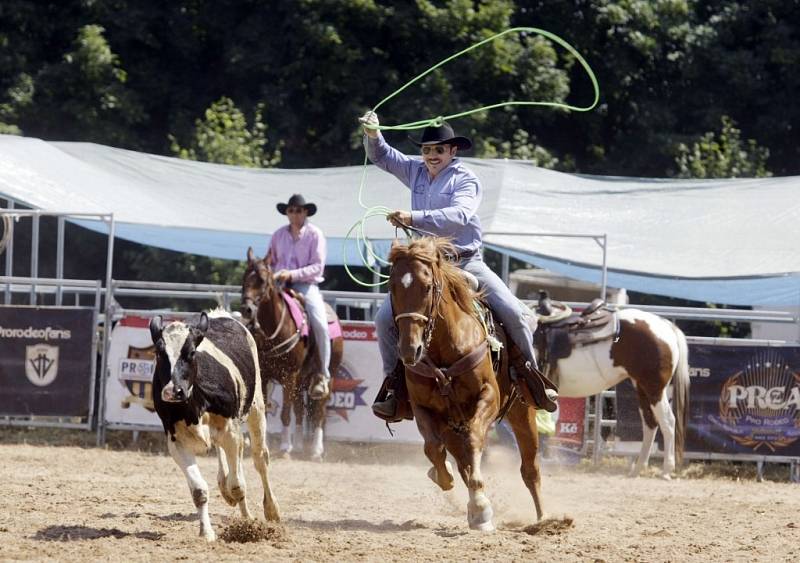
[1,134,798,306]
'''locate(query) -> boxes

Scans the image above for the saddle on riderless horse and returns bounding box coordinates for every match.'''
[533,289,620,382]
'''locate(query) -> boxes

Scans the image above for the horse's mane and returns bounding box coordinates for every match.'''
[389,237,475,314]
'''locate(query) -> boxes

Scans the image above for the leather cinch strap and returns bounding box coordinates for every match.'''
[405,340,489,396]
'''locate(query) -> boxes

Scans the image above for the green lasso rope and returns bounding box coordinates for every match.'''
[344,26,600,287]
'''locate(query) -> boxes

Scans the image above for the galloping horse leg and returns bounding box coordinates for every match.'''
[413,404,454,491]
[652,389,677,479]
[505,398,545,521]
[308,395,326,462]
[442,426,494,532]
[630,382,658,478]
[292,380,305,455]
[279,382,294,457]
[445,382,498,532]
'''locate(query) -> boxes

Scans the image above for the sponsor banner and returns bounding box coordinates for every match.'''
[616,344,800,457]
[0,306,95,417]
[105,315,170,427]
[106,317,422,442]
[267,321,422,443]
[551,398,586,451]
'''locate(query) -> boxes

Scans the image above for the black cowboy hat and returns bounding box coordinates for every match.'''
[409,121,472,151]
[276,193,317,216]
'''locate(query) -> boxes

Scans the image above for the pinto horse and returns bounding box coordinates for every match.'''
[534,293,690,479]
[241,247,344,461]
[389,237,544,532]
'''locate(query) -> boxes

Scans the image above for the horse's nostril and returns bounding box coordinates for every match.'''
[414,346,424,363]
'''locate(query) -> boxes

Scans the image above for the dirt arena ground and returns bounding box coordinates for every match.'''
[0,430,798,562]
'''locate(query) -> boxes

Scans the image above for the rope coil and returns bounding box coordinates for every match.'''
[345,26,600,287]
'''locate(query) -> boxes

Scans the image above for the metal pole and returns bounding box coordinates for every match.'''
[97,214,116,446]
[600,234,608,301]
[30,212,39,304]
[501,252,510,285]
[592,392,604,464]
[4,202,14,304]
[56,216,65,306]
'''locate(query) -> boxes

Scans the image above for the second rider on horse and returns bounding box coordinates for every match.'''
[271,193,331,400]
[358,111,558,420]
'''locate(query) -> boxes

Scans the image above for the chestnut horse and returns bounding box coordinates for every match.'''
[389,238,544,532]
[241,247,344,461]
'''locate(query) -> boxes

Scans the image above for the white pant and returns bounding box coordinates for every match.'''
[291,282,331,378]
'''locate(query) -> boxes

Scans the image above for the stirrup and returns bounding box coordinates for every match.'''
[372,394,400,422]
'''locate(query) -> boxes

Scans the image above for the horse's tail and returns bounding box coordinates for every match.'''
[671,323,690,467]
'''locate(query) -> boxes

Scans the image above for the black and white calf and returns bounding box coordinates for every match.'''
[150,309,280,541]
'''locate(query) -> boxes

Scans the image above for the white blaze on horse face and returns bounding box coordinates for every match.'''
[401,272,413,289]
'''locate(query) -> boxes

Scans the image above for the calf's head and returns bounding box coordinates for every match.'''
[149,312,209,402]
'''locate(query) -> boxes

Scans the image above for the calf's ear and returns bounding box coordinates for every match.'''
[197,312,209,334]
[191,312,209,348]
[149,316,163,344]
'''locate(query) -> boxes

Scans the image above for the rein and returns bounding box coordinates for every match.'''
[246,278,304,358]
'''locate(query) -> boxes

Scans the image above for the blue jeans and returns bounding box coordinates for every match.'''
[375,255,537,375]
[292,282,331,378]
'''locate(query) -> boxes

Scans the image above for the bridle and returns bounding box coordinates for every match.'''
[242,265,302,357]
[392,263,443,358]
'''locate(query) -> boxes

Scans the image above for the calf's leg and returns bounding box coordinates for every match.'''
[168,437,216,541]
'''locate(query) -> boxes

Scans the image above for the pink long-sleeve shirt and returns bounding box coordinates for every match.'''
[268,222,326,284]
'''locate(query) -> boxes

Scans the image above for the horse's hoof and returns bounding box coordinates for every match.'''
[660,473,673,481]
[468,500,495,532]
[279,450,292,460]
[310,453,324,463]
[470,520,496,533]
[427,461,454,491]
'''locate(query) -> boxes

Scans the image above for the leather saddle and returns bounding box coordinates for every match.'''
[534,290,620,371]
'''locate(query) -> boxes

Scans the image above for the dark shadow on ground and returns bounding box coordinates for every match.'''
[288,517,427,533]
[33,525,164,541]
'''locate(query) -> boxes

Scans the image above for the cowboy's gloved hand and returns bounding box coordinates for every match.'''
[359,111,379,138]
[387,210,412,228]
[274,270,292,283]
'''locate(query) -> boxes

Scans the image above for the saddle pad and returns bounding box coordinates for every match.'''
[281,291,309,338]
[328,317,342,340]
[281,291,342,340]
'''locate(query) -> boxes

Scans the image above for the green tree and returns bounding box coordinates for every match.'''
[674,116,771,178]
[478,128,559,168]
[169,96,281,167]
[20,24,144,145]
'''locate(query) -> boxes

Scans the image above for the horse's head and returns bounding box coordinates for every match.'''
[388,237,468,367]
[241,246,275,329]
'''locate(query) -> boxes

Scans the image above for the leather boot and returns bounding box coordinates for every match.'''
[309,373,330,400]
[372,361,412,423]
[372,391,399,420]
[509,348,559,413]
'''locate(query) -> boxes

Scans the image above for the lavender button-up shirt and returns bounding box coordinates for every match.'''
[365,133,483,255]
[269,222,326,284]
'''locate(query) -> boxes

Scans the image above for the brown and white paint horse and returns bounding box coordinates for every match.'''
[536,307,690,479]
[241,247,344,461]
[389,238,545,532]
